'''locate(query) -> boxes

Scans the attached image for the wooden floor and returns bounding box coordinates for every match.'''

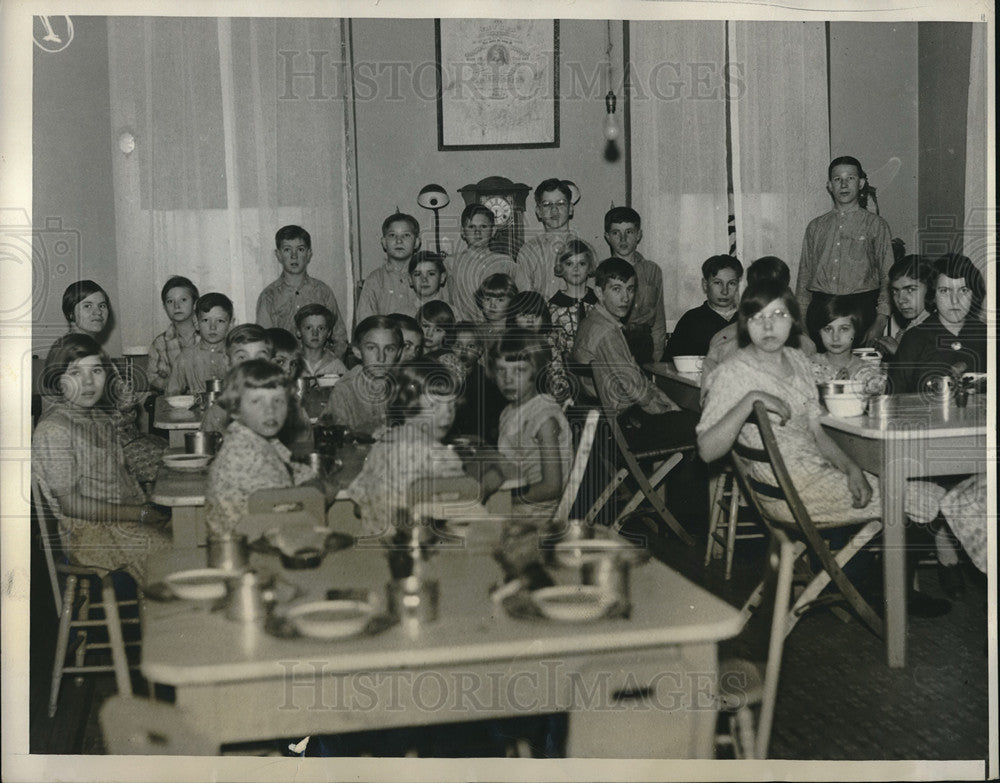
[28,457,990,760]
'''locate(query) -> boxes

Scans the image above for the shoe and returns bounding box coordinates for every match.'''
[907,590,951,618]
[937,563,965,599]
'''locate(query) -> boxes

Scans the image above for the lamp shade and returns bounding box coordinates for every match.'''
[417,184,450,210]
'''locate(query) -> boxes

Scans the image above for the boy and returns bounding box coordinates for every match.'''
[418,300,455,353]
[201,324,274,433]
[514,178,580,299]
[256,225,349,360]
[387,313,424,362]
[295,303,348,377]
[603,207,668,364]
[409,250,451,310]
[326,315,403,437]
[666,255,743,359]
[148,275,200,391]
[796,156,894,347]
[871,255,935,357]
[356,213,423,321]
[448,204,517,321]
[165,293,234,395]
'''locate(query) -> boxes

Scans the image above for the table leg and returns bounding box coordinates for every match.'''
[882,438,912,668]
[171,506,205,548]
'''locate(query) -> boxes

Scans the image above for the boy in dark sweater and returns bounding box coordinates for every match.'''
[666,254,743,358]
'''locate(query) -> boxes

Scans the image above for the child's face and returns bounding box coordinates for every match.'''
[494,358,536,404]
[381,220,420,263]
[461,213,495,249]
[418,392,457,441]
[398,328,423,362]
[409,261,445,298]
[353,327,401,374]
[604,222,642,259]
[421,319,447,352]
[819,316,855,356]
[163,286,195,324]
[890,275,928,322]
[227,340,271,367]
[703,268,741,310]
[934,275,973,326]
[60,354,107,409]
[535,189,573,231]
[72,291,109,336]
[514,313,543,330]
[235,387,289,439]
[480,294,510,324]
[272,350,297,379]
[559,252,592,287]
[827,164,865,208]
[197,306,232,345]
[274,237,312,276]
[747,298,793,353]
[596,277,636,321]
[297,315,332,351]
[451,330,482,370]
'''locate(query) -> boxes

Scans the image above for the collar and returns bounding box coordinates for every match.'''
[278,272,312,291]
[592,303,625,330]
[706,302,737,320]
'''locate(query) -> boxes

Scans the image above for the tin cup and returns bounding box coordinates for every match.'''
[205,378,225,394]
[867,394,891,421]
[207,532,249,571]
[185,430,222,456]
[581,555,631,603]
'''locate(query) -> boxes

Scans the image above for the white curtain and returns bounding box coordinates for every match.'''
[629,22,730,323]
[107,17,357,349]
[729,22,830,283]
[963,23,989,274]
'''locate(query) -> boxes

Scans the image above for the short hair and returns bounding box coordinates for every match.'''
[474,273,518,309]
[736,281,802,349]
[195,292,234,318]
[932,253,986,318]
[226,323,272,351]
[293,303,336,331]
[61,280,108,323]
[506,290,552,330]
[702,255,744,280]
[264,327,299,355]
[556,239,597,277]
[353,314,403,346]
[216,359,291,415]
[160,275,199,304]
[888,254,935,286]
[827,155,866,181]
[40,333,113,399]
[604,206,642,232]
[275,225,311,249]
[461,203,495,226]
[534,178,572,205]
[490,328,553,382]
[746,256,790,287]
[385,360,460,427]
[814,296,863,352]
[381,212,420,236]
[594,257,637,289]
[408,250,447,276]
[418,300,456,327]
[388,313,422,336]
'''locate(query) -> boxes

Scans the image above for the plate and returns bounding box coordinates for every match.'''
[164,568,237,600]
[531,586,617,623]
[164,395,196,410]
[163,454,211,471]
[286,600,375,640]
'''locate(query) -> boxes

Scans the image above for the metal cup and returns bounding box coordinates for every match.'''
[581,555,631,602]
[185,431,207,455]
[205,378,225,394]
[225,570,272,623]
[207,532,249,571]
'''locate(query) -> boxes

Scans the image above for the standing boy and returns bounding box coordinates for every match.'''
[356,213,423,321]
[666,255,743,359]
[256,225,349,360]
[448,204,517,322]
[604,207,667,364]
[148,275,200,391]
[796,156,894,347]
[515,179,579,299]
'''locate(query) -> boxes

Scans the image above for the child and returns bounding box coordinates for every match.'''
[325,315,402,437]
[264,327,315,456]
[347,361,480,540]
[604,207,668,364]
[200,324,274,433]
[666,255,744,359]
[507,291,570,403]
[165,293,234,395]
[515,178,580,298]
[448,322,506,445]
[205,359,318,534]
[809,297,885,393]
[797,156,895,347]
[256,224,349,360]
[448,204,517,321]
[265,327,304,381]
[548,239,599,366]
[388,313,424,362]
[418,300,456,353]
[295,303,348,377]
[148,275,200,391]
[409,251,451,310]
[356,213,422,321]
[871,255,935,357]
[474,273,518,350]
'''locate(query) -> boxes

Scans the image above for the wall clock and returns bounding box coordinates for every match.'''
[458,176,532,260]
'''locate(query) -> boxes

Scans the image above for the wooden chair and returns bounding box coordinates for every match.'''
[704,467,765,580]
[32,477,140,717]
[99,695,217,755]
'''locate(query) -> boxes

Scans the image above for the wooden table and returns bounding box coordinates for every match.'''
[644,362,703,412]
[152,395,202,448]
[820,392,987,668]
[141,544,743,757]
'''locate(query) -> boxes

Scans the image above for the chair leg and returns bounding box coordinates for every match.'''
[724,477,740,581]
[612,452,693,544]
[101,575,133,699]
[74,585,92,681]
[704,473,725,566]
[49,574,77,718]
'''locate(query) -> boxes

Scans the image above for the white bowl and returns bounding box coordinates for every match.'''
[163,453,211,471]
[164,568,236,601]
[531,585,616,623]
[316,374,340,388]
[824,394,867,418]
[286,600,374,640]
[672,355,705,374]
[122,345,149,357]
[553,538,648,568]
[165,395,195,410]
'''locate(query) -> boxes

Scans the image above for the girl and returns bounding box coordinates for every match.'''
[347,361,481,540]
[473,273,518,349]
[32,334,170,583]
[62,280,111,344]
[417,300,456,353]
[205,359,318,534]
[548,239,598,365]
[810,296,886,394]
[506,290,571,403]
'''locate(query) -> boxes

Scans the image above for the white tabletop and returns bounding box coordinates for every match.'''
[819,392,986,440]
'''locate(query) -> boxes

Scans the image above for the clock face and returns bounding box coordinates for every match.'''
[481,195,512,227]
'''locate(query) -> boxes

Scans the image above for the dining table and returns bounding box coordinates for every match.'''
[139,539,744,757]
[820,391,988,668]
[152,395,203,449]
[644,362,703,413]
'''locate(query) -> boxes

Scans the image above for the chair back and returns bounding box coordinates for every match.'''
[31,475,68,616]
[550,407,601,525]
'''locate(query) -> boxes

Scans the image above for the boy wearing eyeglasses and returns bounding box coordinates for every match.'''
[514,178,580,299]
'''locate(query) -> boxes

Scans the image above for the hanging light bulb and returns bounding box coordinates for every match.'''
[604,89,620,141]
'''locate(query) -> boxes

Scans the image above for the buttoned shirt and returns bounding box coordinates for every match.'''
[165,341,229,395]
[514,231,580,299]
[356,262,422,321]
[255,273,348,359]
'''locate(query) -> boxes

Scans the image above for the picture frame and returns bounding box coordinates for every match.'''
[435,18,560,150]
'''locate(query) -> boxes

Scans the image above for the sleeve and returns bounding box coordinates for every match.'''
[513,242,540,293]
[591,332,656,410]
[146,334,169,390]
[326,381,353,427]
[255,288,274,329]
[165,355,187,396]
[697,361,748,435]
[32,418,77,498]
[324,291,350,360]
[872,217,895,317]
[355,277,378,322]
[664,310,697,358]
[650,265,668,362]
[889,327,933,394]
[796,220,817,316]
